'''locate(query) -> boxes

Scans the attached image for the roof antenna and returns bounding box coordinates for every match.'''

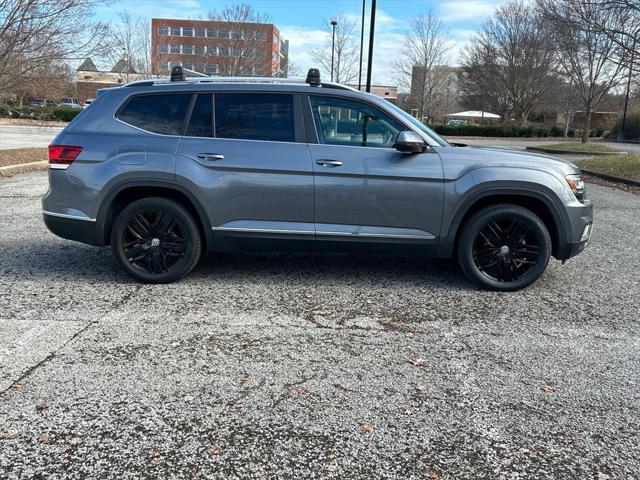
[306,68,321,87]
[171,66,185,82]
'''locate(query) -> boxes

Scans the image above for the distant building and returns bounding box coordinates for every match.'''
[544,111,619,129]
[151,18,288,77]
[409,65,463,123]
[75,57,147,102]
[350,85,398,103]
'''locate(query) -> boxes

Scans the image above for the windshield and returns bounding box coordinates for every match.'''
[384,102,450,147]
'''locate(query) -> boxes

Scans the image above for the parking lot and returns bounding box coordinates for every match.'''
[1,167,639,478]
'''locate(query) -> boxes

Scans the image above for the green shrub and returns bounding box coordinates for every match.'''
[0,105,81,122]
[607,112,640,141]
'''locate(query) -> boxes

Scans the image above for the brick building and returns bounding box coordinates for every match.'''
[151,18,288,77]
[75,57,147,103]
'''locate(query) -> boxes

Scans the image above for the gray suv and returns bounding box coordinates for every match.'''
[42,67,593,291]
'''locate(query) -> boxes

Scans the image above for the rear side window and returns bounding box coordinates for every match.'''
[214,93,294,142]
[185,93,213,137]
[117,94,191,135]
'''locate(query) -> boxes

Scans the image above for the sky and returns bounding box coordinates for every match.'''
[95,0,507,85]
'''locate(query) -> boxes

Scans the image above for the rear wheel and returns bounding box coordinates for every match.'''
[457,204,551,291]
[110,197,202,283]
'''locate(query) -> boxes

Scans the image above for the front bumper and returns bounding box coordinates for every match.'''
[560,199,593,261]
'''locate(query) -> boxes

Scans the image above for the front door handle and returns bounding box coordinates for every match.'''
[197,153,224,161]
[316,159,343,167]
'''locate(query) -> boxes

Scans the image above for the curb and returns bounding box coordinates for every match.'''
[581,169,640,187]
[0,161,48,176]
[525,146,627,156]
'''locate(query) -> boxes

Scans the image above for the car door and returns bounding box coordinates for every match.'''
[175,91,314,249]
[306,94,444,250]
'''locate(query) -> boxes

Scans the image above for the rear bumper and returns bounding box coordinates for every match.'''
[43,212,100,246]
[560,199,593,261]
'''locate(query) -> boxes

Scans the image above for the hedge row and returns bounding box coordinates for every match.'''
[0,105,81,122]
[607,112,640,141]
[431,123,605,138]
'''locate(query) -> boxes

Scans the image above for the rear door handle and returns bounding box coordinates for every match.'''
[197,153,224,161]
[316,159,343,167]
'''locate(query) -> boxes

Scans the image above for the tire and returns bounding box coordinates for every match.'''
[110,197,202,283]
[457,204,551,291]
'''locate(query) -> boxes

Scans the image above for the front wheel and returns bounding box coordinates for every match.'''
[110,197,202,283]
[457,204,551,291]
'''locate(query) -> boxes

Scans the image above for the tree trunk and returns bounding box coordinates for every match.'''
[563,110,570,138]
[581,109,592,144]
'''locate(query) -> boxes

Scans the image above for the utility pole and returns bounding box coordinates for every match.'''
[330,20,337,82]
[358,0,365,90]
[365,0,376,93]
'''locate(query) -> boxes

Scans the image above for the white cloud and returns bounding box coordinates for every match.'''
[437,0,501,22]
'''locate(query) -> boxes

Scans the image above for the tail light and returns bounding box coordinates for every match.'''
[48,145,82,169]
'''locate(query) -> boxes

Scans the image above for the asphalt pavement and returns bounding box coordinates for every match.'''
[0,125,63,150]
[0,171,639,479]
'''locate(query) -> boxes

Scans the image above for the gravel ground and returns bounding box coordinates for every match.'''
[0,172,639,479]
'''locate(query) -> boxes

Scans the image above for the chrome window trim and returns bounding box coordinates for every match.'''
[212,226,435,240]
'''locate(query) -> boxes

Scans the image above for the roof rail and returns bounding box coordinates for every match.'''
[124,66,359,92]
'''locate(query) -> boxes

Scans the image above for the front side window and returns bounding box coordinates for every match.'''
[186,94,213,137]
[117,94,191,135]
[310,96,402,148]
[215,93,294,142]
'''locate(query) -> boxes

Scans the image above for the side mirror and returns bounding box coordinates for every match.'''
[394,131,427,153]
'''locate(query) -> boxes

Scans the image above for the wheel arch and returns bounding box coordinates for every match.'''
[96,181,214,251]
[440,188,568,260]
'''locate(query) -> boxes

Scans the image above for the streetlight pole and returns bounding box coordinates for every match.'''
[330,20,337,82]
[619,37,637,141]
[365,0,376,93]
[358,0,365,90]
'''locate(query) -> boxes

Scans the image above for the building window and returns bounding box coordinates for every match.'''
[206,28,217,38]
[170,44,180,54]
[231,30,243,40]
[158,26,169,36]
[194,27,205,37]
[206,46,217,56]
[182,27,193,37]
[194,45,205,55]
[205,63,218,75]
[219,46,229,57]
[182,45,194,55]
[182,63,194,70]
[255,31,267,41]
[159,44,169,54]
[170,26,181,36]
[218,30,229,39]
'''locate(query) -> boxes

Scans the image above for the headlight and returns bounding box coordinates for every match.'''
[566,174,585,201]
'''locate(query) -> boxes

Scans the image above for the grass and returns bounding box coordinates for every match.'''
[536,142,622,153]
[0,148,47,168]
[576,154,640,182]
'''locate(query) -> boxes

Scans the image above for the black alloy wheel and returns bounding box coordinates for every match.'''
[111,197,202,283]
[458,204,551,291]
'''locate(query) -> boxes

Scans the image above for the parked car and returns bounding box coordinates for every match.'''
[446,119,467,126]
[42,67,593,290]
[29,99,57,108]
[57,102,82,110]
[83,98,95,109]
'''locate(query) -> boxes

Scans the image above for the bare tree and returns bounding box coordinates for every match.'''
[462,1,555,125]
[394,12,449,122]
[0,0,108,95]
[206,3,274,77]
[539,0,628,142]
[310,14,359,84]
[102,12,159,80]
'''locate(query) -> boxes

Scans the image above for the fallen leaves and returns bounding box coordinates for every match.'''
[10,383,23,390]
[208,445,222,455]
[36,434,50,444]
[35,402,49,412]
[410,358,426,367]
[147,448,160,459]
[542,385,556,393]
[424,469,443,478]
[362,423,374,433]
